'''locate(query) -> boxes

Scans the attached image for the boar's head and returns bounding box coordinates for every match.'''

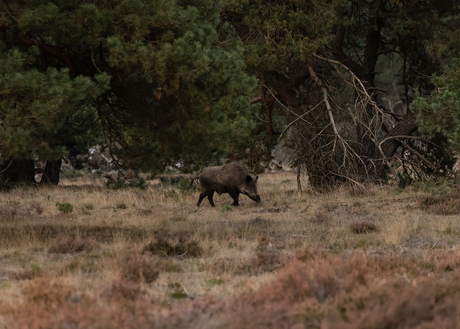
[241,175,261,203]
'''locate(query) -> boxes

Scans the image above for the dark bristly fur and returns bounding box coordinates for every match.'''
[190,164,261,207]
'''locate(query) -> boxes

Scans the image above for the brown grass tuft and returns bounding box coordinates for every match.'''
[48,235,100,254]
[350,183,373,196]
[351,220,378,234]
[311,210,331,224]
[120,254,161,284]
[257,234,271,247]
[30,203,44,214]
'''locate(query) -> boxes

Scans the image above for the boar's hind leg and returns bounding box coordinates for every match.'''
[197,192,207,206]
[229,189,239,206]
[207,191,215,207]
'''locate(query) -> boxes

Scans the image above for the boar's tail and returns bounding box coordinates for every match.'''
[189,175,200,189]
[189,168,204,189]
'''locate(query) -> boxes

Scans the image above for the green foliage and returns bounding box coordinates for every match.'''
[0,45,109,162]
[170,291,188,299]
[110,177,148,190]
[413,59,460,152]
[420,177,452,196]
[159,176,185,186]
[55,202,73,214]
[224,0,333,74]
[2,0,460,187]
[1,0,257,180]
[61,169,84,179]
[83,204,94,210]
[222,205,233,212]
[29,263,42,278]
[159,175,195,192]
[206,278,224,286]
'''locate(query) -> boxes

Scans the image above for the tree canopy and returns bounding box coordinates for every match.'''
[225,0,460,187]
[0,0,257,184]
[1,0,460,188]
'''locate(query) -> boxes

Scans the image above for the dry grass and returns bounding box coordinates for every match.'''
[2,171,460,327]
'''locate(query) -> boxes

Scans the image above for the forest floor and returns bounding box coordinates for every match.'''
[1,171,460,328]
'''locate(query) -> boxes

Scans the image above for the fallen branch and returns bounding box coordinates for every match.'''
[182,285,196,300]
[396,138,438,171]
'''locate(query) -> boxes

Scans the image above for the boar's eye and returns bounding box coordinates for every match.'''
[246,175,253,183]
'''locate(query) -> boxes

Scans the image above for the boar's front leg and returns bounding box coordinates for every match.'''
[228,189,240,206]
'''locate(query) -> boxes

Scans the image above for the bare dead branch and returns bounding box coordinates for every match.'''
[396,139,438,171]
[278,100,322,142]
[307,64,348,163]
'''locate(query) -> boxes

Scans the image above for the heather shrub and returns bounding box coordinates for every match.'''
[143,230,202,258]
[295,247,320,262]
[422,192,460,215]
[8,279,151,329]
[254,248,282,270]
[111,279,142,301]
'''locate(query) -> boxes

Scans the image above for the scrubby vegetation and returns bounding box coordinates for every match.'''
[1,172,460,327]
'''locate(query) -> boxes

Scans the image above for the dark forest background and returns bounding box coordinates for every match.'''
[1,0,460,189]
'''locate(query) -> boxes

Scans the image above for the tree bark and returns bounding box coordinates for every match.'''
[380,115,418,158]
[41,159,62,185]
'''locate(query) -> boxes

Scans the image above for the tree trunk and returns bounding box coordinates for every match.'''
[0,159,36,186]
[41,159,62,185]
[379,114,418,158]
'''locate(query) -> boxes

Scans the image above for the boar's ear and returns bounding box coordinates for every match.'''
[246,175,253,183]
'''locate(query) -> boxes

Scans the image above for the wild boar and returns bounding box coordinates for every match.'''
[189,164,261,207]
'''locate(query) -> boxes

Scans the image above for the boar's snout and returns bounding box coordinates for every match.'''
[247,193,261,203]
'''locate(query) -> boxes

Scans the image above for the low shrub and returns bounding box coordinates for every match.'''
[55,202,73,213]
[143,232,202,258]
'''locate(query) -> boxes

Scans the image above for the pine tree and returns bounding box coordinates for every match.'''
[0,0,257,185]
